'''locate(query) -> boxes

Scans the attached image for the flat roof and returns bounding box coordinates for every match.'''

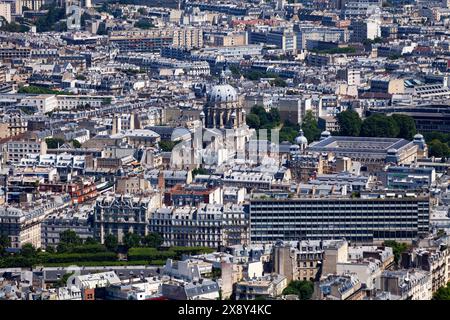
[308,136,411,154]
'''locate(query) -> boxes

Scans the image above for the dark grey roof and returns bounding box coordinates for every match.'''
[308,136,412,154]
[184,280,219,298]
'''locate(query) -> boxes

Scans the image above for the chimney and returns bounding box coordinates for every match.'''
[158,171,165,191]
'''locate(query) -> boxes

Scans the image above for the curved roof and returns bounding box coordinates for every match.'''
[207,84,238,103]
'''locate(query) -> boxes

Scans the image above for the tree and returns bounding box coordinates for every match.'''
[72,139,81,148]
[123,232,141,249]
[271,77,287,87]
[134,19,154,29]
[59,230,82,246]
[84,237,98,245]
[21,243,37,258]
[35,6,66,32]
[142,233,163,248]
[45,246,55,253]
[279,120,300,143]
[0,235,10,256]
[383,240,408,264]
[246,105,280,131]
[361,114,400,138]
[56,271,75,287]
[104,234,118,252]
[428,139,450,158]
[45,138,65,149]
[246,113,260,129]
[301,110,321,143]
[229,65,241,77]
[251,105,269,127]
[433,283,450,300]
[392,114,416,140]
[336,110,362,136]
[18,85,66,95]
[282,281,314,300]
[269,108,281,125]
[0,20,30,33]
[192,167,208,177]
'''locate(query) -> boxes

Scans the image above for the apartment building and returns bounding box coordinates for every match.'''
[378,270,432,300]
[0,195,71,248]
[149,203,249,248]
[5,132,48,164]
[172,27,203,49]
[41,207,93,249]
[93,193,160,243]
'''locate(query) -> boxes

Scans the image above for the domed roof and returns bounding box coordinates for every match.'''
[207,84,238,103]
[387,148,397,154]
[414,133,424,140]
[321,130,331,137]
[295,129,308,145]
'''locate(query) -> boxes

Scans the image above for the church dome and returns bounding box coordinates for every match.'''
[414,133,424,140]
[295,129,308,146]
[207,84,238,103]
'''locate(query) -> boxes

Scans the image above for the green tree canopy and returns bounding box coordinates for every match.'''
[0,20,30,33]
[361,114,400,138]
[428,139,450,158]
[271,77,287,87]
[72,139,82,148]
[282,281,314,300]
[134,19,154,29]
[60,230,82,246]
[45,137,65,149]
[192,167,209,177]
[123,232,141,249]
[0,235,10,256]
[104,234,119,252]
[336,109,362,136]
[21,243,37,258]
[301,110,321,143]
[35,6,66,32]
[246,105,281,131]
[433,283,450,300]
[18,85,66,95]
[84,237,98,245]
[392,114,416,140]
[245,113,260,129]
[383,240,408,264]
[142,233,163,248]
[279,120,300,143]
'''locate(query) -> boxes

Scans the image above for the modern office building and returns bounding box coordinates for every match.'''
[249,193,430,244]
[307,133,424,171]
